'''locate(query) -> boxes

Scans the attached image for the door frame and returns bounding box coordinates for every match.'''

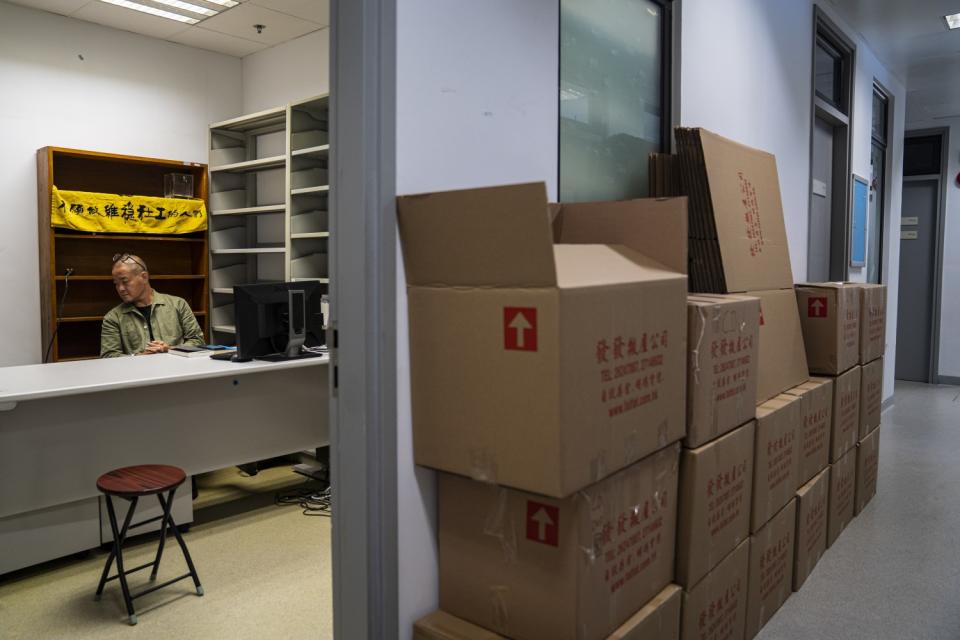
[807,6,856,281]
[902,127,949,384]
[870,80,893,284]
[329,0,399,636]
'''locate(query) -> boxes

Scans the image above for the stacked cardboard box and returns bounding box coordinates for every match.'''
[398,182,690,639]
[782,378,833,590]
[676,128,809,403]
[415,584,683,640]
[792,468,829,590]
[746,499,797,638]
[854,284,886,516]
[794,283,887,550]
[675,128,814,638]
[676,293,759,640]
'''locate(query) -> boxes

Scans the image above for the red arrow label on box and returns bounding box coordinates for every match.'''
[526,501,559,546]
[808,297,828,318]
[504,307,537,351]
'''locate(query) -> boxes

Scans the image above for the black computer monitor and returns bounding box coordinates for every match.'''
[233,281,325,362]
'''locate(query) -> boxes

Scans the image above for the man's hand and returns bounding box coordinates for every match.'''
[143,340,170,354]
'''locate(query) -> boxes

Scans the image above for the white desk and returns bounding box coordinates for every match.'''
[0,354,329,574]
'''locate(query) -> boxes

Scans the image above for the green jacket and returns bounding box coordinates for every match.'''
[100,291,204,357]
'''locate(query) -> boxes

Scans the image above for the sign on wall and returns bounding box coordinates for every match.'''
[850,174,868,268]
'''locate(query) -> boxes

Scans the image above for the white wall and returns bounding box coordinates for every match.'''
[395,0,559,636]
[678,0,905,400]
[241,29,329,113]
[0,1,242,367]
[906,58,960,379]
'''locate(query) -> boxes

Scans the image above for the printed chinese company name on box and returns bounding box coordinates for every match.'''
[680,539,749,640]
[857,284,887,364]
[859,358,883,440]
[677,421,755,588]
[685,294,760,448]
[438,446,679,640]
[855,428,880,515]
[414,584,682,640]
[752,395,801,533]
[746,499,797,639]
[676,127,794,294]
[749,289,810,403]
[817,366,861,463]
[783,378,833,487]
[795,283,861,375]
[397,182,688,498]
[793,467,829,591]
[828,447,857,547]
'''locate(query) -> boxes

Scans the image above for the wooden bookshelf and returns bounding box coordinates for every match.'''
[37,147,209,362]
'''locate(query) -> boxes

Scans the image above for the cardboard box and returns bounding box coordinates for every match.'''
[677,422,755,588]
[749,289,810,403]
[793,467,829,591]
[439,445,680,640]
[795,283,861,375]
[783,378,833,487]
[609,584,682,640]
[685,294,760,448]
[413,611,505,640]
[398,183,688,497]
[857,284,887,364]
[819,366,861,462]
[746,500,796,639]
[859,358,883,439]
[550,197,689,276]
[827,447,856,547]
[415,584,682,640]
[855,428,880,515]
[752,395,801,532]
[676,128,794,293]
[680,540,749,640]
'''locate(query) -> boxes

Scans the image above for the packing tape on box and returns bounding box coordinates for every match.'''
[482,488,518,564]
[579,444,679,567]
[589,451,608,485]
[488,586,510,636]
[691,305,708,387]
[657,420,671,449]
[469,448,499,485]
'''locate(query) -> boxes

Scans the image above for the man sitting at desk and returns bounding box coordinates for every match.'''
[100,253,204,357]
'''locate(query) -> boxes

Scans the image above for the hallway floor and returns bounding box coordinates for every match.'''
[760,381,960,640]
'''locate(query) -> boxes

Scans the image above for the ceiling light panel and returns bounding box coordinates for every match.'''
[945,13,960,30]
[99,0,198,23]
[98,0,242,24]
[152,0,218,17]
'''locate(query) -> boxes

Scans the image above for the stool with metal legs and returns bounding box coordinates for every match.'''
[94,464,203,625]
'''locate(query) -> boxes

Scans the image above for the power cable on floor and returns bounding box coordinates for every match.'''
[275,485,332,517]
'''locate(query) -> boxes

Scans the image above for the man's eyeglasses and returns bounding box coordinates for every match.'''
[112,253,147,272]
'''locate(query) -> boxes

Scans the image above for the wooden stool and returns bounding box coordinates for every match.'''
[95,464,203,625]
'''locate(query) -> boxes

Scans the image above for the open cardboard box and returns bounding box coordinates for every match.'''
[398,182,688,497]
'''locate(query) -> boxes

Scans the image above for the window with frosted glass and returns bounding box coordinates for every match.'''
[559,0,669,202]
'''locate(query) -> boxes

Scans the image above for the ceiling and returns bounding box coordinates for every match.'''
[828,0,960,121]
[829,0,960,77]
[5,0,329,57]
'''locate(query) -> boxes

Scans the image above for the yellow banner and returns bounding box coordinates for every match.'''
[51,187,207,234]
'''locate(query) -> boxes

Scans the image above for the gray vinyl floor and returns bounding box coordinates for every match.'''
[0,472,332,640]
[760,381,960,640]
